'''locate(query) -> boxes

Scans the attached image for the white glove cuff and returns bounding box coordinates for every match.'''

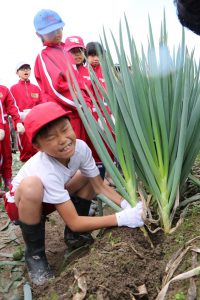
[116,211,125,227]
[17,123,25,134]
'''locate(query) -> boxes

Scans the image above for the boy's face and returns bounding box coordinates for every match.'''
[41,28,63,44]
[17,66,31,81]
[34,118,76,165]
[87,54,100,67]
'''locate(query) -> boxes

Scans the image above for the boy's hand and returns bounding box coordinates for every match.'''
[120,199,132,210]
[16,122,25,134]
[116,201,144,228]
[0,129,5,141]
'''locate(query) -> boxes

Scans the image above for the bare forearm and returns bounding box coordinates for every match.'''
[57,203,117,232]
[74,215,117,232]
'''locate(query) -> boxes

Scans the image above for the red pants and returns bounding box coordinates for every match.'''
[1,120,12,179]
[91,110,114,162]
[4,190,56,221]
[17,132,38,162]
[69,111,86,141]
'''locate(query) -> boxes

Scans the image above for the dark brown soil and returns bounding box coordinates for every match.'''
[1,153,200,300]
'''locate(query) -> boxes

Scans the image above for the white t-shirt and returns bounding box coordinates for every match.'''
[10,139,99,204]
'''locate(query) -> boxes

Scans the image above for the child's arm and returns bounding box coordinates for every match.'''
[55,199,143,232]
[55,200,117,232]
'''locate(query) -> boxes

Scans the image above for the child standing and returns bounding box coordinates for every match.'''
[3,101,144,286]
[10,62,44,162]
[0,85,25,189]
[65,36,106,177]
[33,9,92,141]
[0,102,6,196]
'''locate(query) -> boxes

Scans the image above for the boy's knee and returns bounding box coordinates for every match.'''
[15,176,44,204]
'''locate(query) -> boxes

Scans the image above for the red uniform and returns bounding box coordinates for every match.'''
[0,85,21,181]
[34,42,92,140]
[78,63,114,162]
[10,80,43,161]
[0,102,5,171]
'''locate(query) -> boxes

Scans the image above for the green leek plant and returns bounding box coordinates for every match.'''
[68,14,200,233]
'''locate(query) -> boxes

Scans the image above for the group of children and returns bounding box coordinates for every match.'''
[0,62,44,196]
[2,8,145,286]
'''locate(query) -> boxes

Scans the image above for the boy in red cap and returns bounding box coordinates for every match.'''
[10,62,44,162]
[33,9,92,141]
[3,102,144,286]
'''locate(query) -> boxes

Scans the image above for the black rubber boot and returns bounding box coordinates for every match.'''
[19,218,54,285]
[64,195,94,251]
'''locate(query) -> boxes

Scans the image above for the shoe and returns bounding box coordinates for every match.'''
[64,195,94,251]
[64,227,94,251]
[89,201,98,216]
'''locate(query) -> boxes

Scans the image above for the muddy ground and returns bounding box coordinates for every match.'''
[1,153,200,300]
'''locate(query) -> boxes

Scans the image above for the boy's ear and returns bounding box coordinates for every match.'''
[33,142,42,151]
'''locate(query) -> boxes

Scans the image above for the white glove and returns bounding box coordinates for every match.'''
[120,199,132,210]
[0,129,5,141]
[116,201,144,228]
[19,109,31,121]
[16,123,25,134]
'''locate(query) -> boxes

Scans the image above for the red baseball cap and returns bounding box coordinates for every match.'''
[65,36,86,52]
[24,102,71,143]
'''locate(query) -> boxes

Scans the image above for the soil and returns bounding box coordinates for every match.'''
[1,153,200,300]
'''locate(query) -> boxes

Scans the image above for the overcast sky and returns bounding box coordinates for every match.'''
[0,0,200,87]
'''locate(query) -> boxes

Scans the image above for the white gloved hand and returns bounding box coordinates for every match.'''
[120,199,132,210]
[116,201,144,228]
[16,122,25,134]
[20,109,31,121]
[0,129,5,141]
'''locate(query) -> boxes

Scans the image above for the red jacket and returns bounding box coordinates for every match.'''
[10,80,43,111]
[0,85,21,127]
[0,101,5,130]
[91,64,106,91]
[34,42,92,111]
[78,63,111,114]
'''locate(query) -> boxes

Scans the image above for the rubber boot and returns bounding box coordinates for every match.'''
[19,218,54,285]
[64,195,94,251]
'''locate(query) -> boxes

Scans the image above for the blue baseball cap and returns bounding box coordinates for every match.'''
[34,9,65,35]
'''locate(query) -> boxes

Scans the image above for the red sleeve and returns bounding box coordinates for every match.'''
[4,88,21,126]
[0,102,5,129]
[35,51,92,110]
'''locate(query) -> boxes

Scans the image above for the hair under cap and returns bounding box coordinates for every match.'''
[24,102,71,143]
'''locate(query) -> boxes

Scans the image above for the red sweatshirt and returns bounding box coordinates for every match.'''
[0,101,5,130]
[10,80,43,111]
[0,85,21,127]
[34,42,92,111]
